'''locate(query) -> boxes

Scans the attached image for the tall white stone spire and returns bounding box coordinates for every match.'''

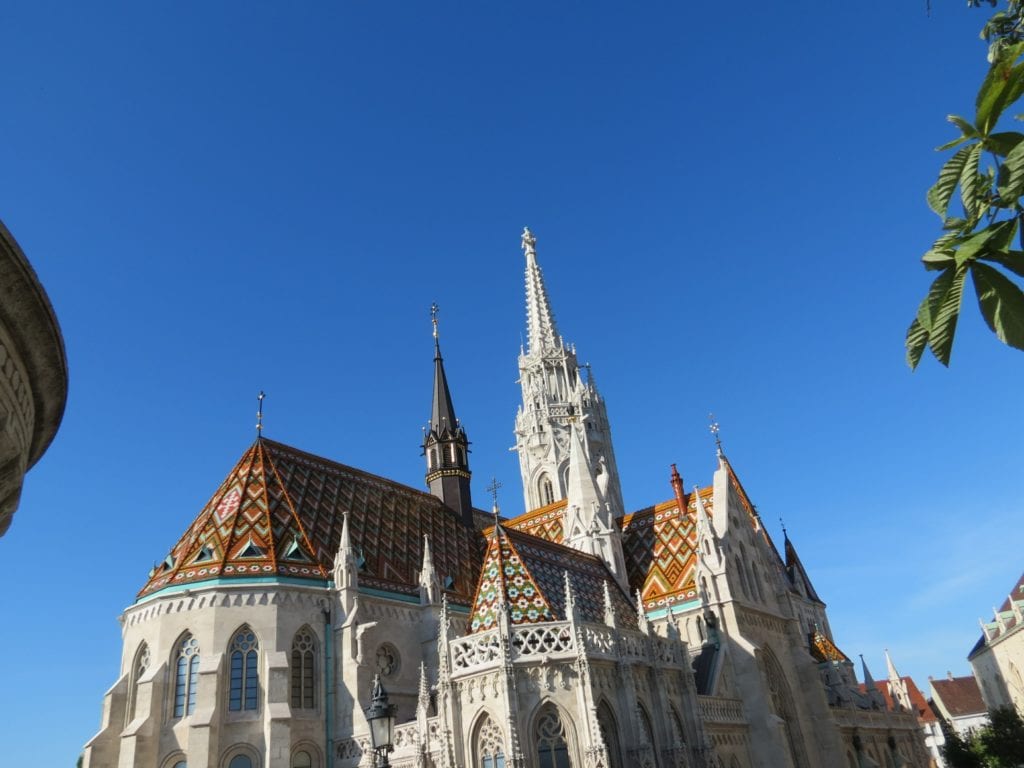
[513,227,625,524]
[522,227,560,353]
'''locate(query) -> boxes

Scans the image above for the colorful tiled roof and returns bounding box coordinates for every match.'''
[468,526,638,633]
[621,488,711,612]
[809,629,849,664]
[139,438,486,601]
[931,676,987,718]
[505,499,566,544]
[469,526,554,632]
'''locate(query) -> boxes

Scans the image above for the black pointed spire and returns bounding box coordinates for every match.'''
[430,303,459,435]
[423,304,473,526]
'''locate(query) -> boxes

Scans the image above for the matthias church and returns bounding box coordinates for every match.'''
[85,230,930,768]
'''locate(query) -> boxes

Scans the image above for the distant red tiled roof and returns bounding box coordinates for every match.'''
[931,676,987,718]
[863,677,938,723]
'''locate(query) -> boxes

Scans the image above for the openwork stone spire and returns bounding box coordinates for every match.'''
[522,227,560,354]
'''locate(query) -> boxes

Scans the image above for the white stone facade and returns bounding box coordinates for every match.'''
[84,230,930,768]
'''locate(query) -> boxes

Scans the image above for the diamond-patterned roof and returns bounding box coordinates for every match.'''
[468,526,637,632]
[505,486,715,613]
[621,488,712,612]
[139,438,487,602]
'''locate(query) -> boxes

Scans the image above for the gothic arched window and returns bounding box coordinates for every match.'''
[596,701,621,768]
[668,706,686,750]
[536,706,571,768]
[228,626,259,711]
[762,649,808,768]
[539,475,554,506]
[173,633,200,718]
[637,703,657,754]
[291,627,317,709]
[476,715,506,768]
[126,641,150,724]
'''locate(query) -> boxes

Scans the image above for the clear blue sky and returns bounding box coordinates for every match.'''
[2,2,1023,764]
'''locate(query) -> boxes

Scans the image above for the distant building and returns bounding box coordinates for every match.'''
[968,571,1024,718]
[84,229,928,768]
[862,652,946,768]
[930,674,988,737]
[0,218,67,537]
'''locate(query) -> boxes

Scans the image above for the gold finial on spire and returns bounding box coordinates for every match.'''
[431,302,440,340]
[708,412,722,454]
[256,391,266,437]
[521,226,537,256]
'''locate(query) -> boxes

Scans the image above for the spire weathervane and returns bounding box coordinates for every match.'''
[521,226,536,256]
[486,477,502,526]
[256,391,266,437]
[431,302,439,340]
[708,413,722,454]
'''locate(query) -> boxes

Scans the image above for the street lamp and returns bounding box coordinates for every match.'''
[365,674,395,768]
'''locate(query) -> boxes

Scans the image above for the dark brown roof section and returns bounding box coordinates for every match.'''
[931,676,987,718]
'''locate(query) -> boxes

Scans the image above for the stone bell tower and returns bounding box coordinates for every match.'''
[512,227,625,520]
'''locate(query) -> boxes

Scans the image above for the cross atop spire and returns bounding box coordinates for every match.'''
[521,227,560,354]
[709,413,723,455]
[431,302,439,341]
[256,391,266,437]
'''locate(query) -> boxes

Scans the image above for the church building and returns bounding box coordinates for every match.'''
[84,230,929,768]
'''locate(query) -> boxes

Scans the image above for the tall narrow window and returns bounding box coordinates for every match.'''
[126,642,150,724]
[536,706,571,768]
[638,703,657,755]
[173,633,200,718]
[539,475,554,506]
[596,702,621,768]
[291,627,317,709]
[229,626,259,711]
[477,716,506,768]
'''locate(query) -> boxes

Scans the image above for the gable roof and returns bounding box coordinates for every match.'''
[971,570,1024,656]
[139,438,487,602]
[468,525,638,633]
[931,676,987,719]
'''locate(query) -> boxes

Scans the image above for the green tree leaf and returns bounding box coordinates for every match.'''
[997,136,1024,200]
[971,262,1024,349]
[926,267,967,365]
[960,143,984,218]
[976,40,1024,134]
[906,315,929,369]
[985,130,1024,155]
[980,248,1024,278]
[928,144,976,218]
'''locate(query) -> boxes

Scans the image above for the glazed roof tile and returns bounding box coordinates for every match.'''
[621,490,710,612]
[506,486,714,614]
[931,676,987,718]
[809,629,850,664]
[468,526,637,632]
[139,438,486,602]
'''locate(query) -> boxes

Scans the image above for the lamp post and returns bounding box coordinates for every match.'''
[365,674,395,768]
